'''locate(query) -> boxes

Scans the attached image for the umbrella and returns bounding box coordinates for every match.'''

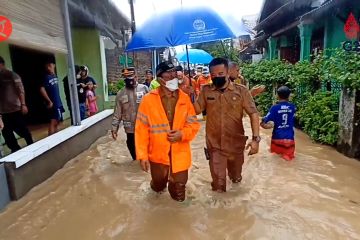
[125,7,236,102]
[176,49,213,64]
[125,7,236,51]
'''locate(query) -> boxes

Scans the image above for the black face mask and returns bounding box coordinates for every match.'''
[125,78,135,88]
[212,76,227,88]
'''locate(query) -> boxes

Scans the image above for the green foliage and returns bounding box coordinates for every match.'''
[242,59,292,115]
[289,60,320,90]
[255,91,273,116]
[297,91,339,145]
[194,46,359,145]
[241,52,344,145]
[289,61,321,110]
[108,79,125,95]
[321,48,360,90]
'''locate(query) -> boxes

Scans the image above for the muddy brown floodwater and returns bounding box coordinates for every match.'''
[0,119,360,240]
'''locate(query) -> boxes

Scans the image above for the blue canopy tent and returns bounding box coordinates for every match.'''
[176,49,213,64]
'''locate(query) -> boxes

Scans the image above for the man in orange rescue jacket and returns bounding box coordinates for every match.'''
[135,61,200,202]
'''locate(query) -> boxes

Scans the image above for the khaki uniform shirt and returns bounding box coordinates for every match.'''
[234,76,249,89]
[0,69,24,114]
[159,88,179,129]
[112,84,149,133]
[196,81,258,153]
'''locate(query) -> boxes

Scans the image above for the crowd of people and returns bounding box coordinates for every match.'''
[111,58,296,202]
[1,52,295,201]
[0,55,98,156]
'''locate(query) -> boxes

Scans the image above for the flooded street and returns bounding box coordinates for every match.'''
[1,119,360,240]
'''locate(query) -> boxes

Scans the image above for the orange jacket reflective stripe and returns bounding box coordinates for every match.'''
[135,89,200,173]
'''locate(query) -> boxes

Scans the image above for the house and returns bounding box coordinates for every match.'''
[251,0,360,160]
[252,0,359,63]
[0,0,130,208]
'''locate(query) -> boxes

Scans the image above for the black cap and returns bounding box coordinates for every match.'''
[175,65,183,72]
[156,61,175,77]
[145,69,153,74]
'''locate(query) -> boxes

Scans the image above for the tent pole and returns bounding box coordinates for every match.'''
[186,45,195,102]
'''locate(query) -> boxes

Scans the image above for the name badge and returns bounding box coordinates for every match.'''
[136,91,145,103]
[123,121,133,128]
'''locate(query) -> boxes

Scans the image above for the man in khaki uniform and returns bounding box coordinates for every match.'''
[111,67,149,160]
[193,58,261,192]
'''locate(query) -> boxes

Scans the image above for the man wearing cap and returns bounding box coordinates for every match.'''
[195,67,212,120]
[195,66,212,96]
[176,66,196,97]
[144,69,154,88]
[135,61,200,202]
[194,66,203,82]
[193,58,260,193]
[111,67,149,161]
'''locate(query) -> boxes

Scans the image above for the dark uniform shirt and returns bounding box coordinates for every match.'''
[196,81,258,153]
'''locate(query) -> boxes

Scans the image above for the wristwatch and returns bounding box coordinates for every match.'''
[252,136,261,143]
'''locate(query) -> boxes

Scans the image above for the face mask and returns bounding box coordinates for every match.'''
[229,76,236,81]
[203,74,209,77]
[165,78,179,91]
[212,77,227,88]
[76,74,81,79]
[125,78,135,88]
[178,79,184,84]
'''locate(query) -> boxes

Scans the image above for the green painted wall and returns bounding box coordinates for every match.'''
[279,36,289,47]
[55,53,70,120]
[324,16,348,49]
[0,42,12,70]
[324,8,360,49]
[72,28,105,111]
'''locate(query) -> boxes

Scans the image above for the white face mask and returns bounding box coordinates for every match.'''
[76,74,81,79]
[165,78,179,91]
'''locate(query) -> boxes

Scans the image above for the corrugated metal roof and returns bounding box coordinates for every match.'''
[69,0,130,41]
[300,0,344,21]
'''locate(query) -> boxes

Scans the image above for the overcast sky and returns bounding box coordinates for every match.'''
[112,0,264,27]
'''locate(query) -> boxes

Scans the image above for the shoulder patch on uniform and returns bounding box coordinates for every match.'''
[234,84,248,90]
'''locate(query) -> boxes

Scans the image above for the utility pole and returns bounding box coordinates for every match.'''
[61,0,81,126]
[129,0,136,34]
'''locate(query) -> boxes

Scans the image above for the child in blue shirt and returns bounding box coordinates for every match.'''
[261,86,296,161]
